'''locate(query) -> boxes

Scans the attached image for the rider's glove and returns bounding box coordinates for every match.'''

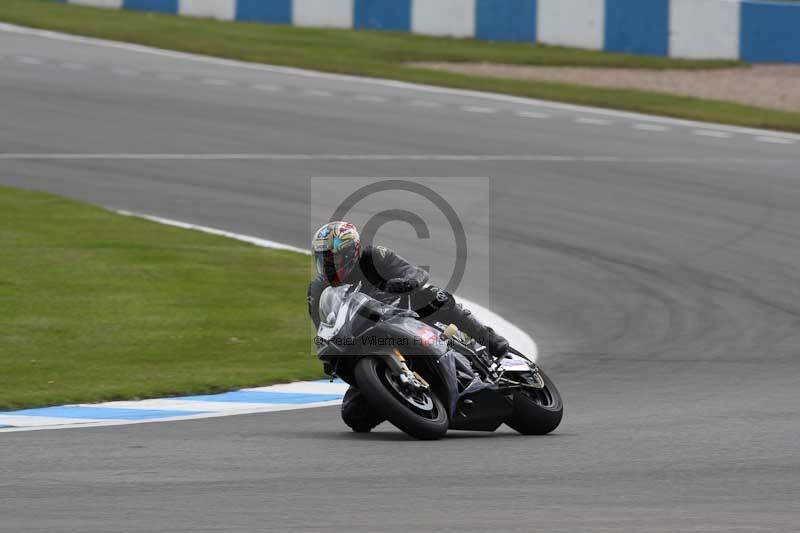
[385,277,420,293]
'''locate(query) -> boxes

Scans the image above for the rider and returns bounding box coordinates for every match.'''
[307,220,509,432]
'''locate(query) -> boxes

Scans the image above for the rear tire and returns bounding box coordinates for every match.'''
[506,368,563,435]
[354,356,448,440]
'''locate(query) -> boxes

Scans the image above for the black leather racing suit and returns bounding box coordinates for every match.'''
[307,244,508,432]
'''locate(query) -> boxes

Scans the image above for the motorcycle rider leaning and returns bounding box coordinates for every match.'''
[307,221,509,432]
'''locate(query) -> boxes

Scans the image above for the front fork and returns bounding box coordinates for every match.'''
[382,349,430,392]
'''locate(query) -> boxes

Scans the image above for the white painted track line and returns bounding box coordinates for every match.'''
[515,110,550,119]
[576,117,613,126]
[156,72,183,81]
[110,67,139,76]
[754,136,796,145]
[693,129,733,138]
[15,55,42,64]
[60,62,88,70]
[354,94,388,103]
[251,83,282,91]
[116,210,311,254]
[1,154,796,163]
[634,123,670,132]
[461,105,496,114]
[200,78,233,86]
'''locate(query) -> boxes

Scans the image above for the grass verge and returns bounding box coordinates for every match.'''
[0,186,318,410]
[2,0,800,132]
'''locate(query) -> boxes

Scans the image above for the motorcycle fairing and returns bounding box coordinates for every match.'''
[317,283,495,419]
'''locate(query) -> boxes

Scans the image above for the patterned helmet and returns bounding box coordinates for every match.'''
[312,221,362,285]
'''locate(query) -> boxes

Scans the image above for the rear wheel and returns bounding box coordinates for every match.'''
[506,368,563,435]
[354,356,448,440]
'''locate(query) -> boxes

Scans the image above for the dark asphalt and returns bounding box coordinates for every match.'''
[1,24,799,532]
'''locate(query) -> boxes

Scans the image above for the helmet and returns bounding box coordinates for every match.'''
[312,221,362,285]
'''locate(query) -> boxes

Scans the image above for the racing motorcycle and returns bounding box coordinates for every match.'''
[315,283,563,440]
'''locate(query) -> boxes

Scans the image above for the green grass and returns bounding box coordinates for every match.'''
[0,186,319,410]
[3,0,800,132]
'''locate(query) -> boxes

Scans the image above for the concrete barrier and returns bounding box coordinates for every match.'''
[66,0,800,62]
[412,0,475,38]
[537,0,604,50]
[670,0,740,60]
[293,0,353,29]
[180,0,236,20]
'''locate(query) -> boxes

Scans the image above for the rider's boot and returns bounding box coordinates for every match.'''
[445,304,509,357]
[341,386,384,432]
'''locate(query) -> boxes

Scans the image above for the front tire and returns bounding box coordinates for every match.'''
[506,368,563,435]
[354,356,448,440]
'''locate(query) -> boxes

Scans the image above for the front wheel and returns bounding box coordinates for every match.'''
[506,368,563,435]
[354,356,448,440]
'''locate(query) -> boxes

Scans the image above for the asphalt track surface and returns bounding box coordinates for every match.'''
[2,25,799,532]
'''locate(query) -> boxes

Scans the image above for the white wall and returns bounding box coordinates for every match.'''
[294,0,354,29]
[69,0,123,8]
[537,0,604,50]
[412,0,475,38]
[179,0,236,21]
[669,0,740,59]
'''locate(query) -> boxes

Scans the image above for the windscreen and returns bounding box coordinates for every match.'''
[317,284,387,341]
[318,284,349,328]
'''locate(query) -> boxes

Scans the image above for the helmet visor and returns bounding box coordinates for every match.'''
[315,250,350,284]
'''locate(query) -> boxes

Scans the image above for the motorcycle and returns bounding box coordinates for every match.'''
[315,283,563,440]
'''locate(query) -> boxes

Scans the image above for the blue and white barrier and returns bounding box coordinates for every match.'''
[64,0,800,62]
